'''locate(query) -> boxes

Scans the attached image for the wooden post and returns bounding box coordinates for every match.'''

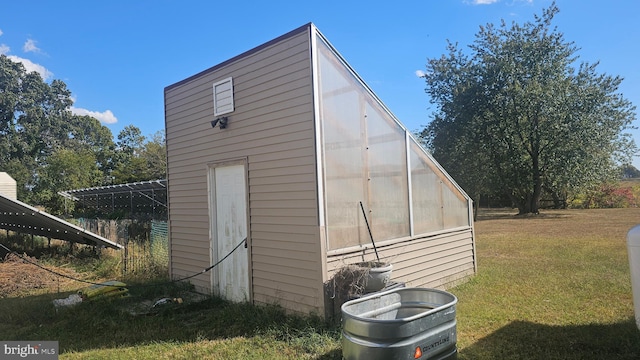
[123,241,128,275]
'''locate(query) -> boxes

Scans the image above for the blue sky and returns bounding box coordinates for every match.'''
[1,0,639,166]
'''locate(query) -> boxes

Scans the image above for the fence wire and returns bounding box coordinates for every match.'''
[76,218,168,276]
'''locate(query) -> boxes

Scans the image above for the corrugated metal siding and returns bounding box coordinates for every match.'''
[326,228,475,290]
[165,27,324,314]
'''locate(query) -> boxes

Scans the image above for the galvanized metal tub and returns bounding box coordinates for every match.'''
[341,287,457,360]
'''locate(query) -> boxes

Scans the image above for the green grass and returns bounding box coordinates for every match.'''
[0,282,341,359]
[454,208,640,359]
[1,208,640,359]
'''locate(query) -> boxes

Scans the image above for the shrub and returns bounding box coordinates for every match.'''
[569,182,638,209]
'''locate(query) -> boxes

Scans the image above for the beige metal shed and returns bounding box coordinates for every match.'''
[164,23,476,317]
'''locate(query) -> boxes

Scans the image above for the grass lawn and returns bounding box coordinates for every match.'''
[456,208,640,359]
[1,208,640,359]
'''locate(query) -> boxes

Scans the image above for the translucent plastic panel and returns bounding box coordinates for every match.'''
[365,102,409,240]
[442,184,470,228]
[318,40,367,250]
[317,35,467,250]
[410,141,444,234]
[410,141,469,235]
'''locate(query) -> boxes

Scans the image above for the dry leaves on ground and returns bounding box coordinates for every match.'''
[0,253,79,298]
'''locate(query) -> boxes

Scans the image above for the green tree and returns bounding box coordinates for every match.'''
[65,114,116,182]
[0,56,23,165]
[0,54,115,206]
[35,148,102,214]
[112,127,166,183]
[621,164,640,179]
[112,125,145,183]
[420,3,636,214]
[116,124,145,156]
[142,130,167,181]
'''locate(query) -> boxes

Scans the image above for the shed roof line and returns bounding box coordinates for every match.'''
[165,23,313,91]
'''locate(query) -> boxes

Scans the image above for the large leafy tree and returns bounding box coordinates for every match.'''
[0,54,167,214]
[0,54,116,208]
[142,131,167,181]
[112,127,166,184]
[420,3,636,214]
[65,114,117,182]
[35,148,102,214]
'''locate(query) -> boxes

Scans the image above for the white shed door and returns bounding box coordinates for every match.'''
[209,164,249,302]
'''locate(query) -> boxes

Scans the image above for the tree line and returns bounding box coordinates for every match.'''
[0,55,165,215]
[419,3,637,215]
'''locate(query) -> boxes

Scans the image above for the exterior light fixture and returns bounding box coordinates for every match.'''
[211,117,228,129]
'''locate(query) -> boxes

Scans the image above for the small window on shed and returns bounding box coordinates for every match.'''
[213,77,234,116]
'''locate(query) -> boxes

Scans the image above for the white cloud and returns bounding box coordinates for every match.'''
[0,29,3,36]
[471,0,499,4]
[23,39,40,53]
[415,70,426,78]
[0,44,9,55]
[70,107,118,125]
[7,55,53,80]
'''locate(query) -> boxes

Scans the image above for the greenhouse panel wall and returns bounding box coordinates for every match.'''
[316,34,470,252]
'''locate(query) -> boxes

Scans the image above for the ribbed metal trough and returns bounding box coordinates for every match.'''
[341,287,458,360]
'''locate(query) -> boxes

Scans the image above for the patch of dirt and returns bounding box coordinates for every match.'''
[0,253,79,298]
